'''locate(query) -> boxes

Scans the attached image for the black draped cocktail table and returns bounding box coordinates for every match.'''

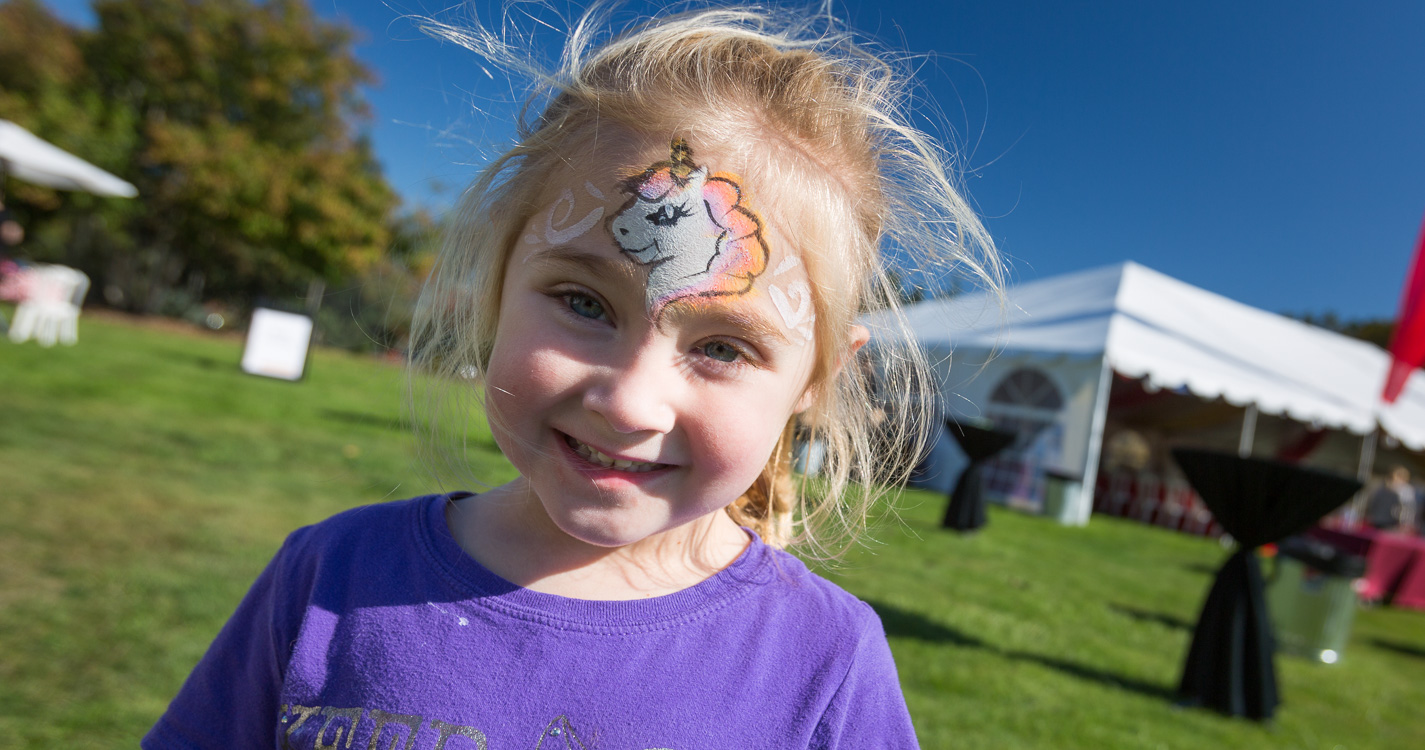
[1171,448,1361,720]
[941,421,1018,532]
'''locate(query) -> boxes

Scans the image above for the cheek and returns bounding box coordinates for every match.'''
[487,333,576,405]
[698,366,813,488]
[483,345,581,471]
[690,406,792,485]
[483,312,582,427]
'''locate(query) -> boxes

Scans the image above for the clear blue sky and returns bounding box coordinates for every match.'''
[42,1,1425,322]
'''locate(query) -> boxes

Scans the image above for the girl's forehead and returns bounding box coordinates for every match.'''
[547,137,786,212]
[524,137,816,346]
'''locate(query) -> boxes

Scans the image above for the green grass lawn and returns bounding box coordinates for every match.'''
[2,312,1422,749]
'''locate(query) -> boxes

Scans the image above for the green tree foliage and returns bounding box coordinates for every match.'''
[316,209,439,354]
[0,0,397,312]
[0,1,130,208]
[0,0,140,276]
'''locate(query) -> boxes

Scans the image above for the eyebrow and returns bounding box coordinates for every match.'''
[660,298,791,346]
[528,245,641,284]
[529,245,792,345]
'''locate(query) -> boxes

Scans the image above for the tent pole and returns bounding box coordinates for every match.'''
[1346,429,1380,529]
[1357,429,1378,482]
[1074,355,1115,526]
[1237,404,1258,458]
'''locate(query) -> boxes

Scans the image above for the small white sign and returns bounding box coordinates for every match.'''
[241,307,314,381]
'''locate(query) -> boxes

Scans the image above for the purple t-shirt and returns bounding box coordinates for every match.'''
[143,495,918,749]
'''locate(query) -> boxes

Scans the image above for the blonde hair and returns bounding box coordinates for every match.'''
[408,4,1002,555]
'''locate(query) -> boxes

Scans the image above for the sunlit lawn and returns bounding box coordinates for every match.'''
[2,311,1422,749]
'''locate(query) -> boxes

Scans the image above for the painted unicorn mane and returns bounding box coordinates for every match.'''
[608,140,770,313]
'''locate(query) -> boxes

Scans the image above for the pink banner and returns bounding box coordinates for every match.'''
[1383,214,1425,404]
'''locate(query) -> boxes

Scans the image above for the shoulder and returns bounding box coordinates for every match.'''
[735,543,888,661]
[284,494,444,556]
[746,548,918,746]
[269,494,453,593]
[761,546,881,624]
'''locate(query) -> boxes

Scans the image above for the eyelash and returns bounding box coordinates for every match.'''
[697,339,754,369]
[558,290,609,322]
[550,288,760,372]
[647,202,695,226]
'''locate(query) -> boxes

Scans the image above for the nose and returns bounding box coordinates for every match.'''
[582,344,678,435]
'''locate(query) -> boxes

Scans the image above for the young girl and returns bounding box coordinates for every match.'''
[145,6,999,749]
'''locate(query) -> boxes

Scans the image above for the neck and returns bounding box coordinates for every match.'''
[446,479,751,600]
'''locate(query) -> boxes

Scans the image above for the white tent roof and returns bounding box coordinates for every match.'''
[870,261,1425,450]
[0,119,137,197]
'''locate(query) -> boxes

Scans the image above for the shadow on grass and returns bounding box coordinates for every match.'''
[321,409,408,431]
[1369,638,1425,659]
[1004,651,1178,701]
[868,599,1178,701]
[167,351,230,370]
[1183,561,1221,577]
[1109,603,1195,632]
[865,599,986,647]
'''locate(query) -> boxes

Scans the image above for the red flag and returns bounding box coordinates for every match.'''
[1382,214,1425,403]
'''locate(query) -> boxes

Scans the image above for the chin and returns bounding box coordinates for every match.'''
[549,505,671,549]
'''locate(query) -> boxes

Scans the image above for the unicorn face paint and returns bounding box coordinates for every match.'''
[608,140,770,314]
[520,139,815,346]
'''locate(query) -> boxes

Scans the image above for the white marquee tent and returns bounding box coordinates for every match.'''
[868,262,1425,525]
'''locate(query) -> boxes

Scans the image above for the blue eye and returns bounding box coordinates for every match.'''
[702,341,741,363]
[567,293,606,320]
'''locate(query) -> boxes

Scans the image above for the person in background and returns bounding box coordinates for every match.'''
[1365,466,1417,532]
[0,201,22,251]
[0,200,22,332]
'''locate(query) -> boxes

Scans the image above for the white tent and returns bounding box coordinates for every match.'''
[868,261,1425,524]
[0,119,137,197]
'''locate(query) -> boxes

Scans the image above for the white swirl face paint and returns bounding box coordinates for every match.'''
[545,185,605,244]
[523,181,608,247]
[767,256,815,344]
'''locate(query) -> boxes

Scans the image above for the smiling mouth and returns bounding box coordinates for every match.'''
[562,433,670,473]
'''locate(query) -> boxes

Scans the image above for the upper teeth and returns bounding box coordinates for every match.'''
[568,436,664,472]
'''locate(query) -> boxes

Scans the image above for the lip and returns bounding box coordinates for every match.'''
[556,431,675,480]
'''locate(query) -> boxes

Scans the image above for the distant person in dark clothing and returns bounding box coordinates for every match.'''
[1366,466,1417,532]
[0,204,22,250]
[0,201,20,332]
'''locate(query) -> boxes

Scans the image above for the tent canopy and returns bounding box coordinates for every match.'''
[869,262,1425,450]
[0,119,137,198]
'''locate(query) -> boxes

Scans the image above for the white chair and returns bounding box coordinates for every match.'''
[8,264,90,346]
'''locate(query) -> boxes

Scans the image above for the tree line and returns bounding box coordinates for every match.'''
[0,0,433,351]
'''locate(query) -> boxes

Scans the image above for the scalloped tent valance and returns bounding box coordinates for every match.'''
[869,261,1425,451]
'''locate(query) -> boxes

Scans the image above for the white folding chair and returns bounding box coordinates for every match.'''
[8,264,90,346]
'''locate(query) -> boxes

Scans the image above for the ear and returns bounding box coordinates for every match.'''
[793,324,871,414]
